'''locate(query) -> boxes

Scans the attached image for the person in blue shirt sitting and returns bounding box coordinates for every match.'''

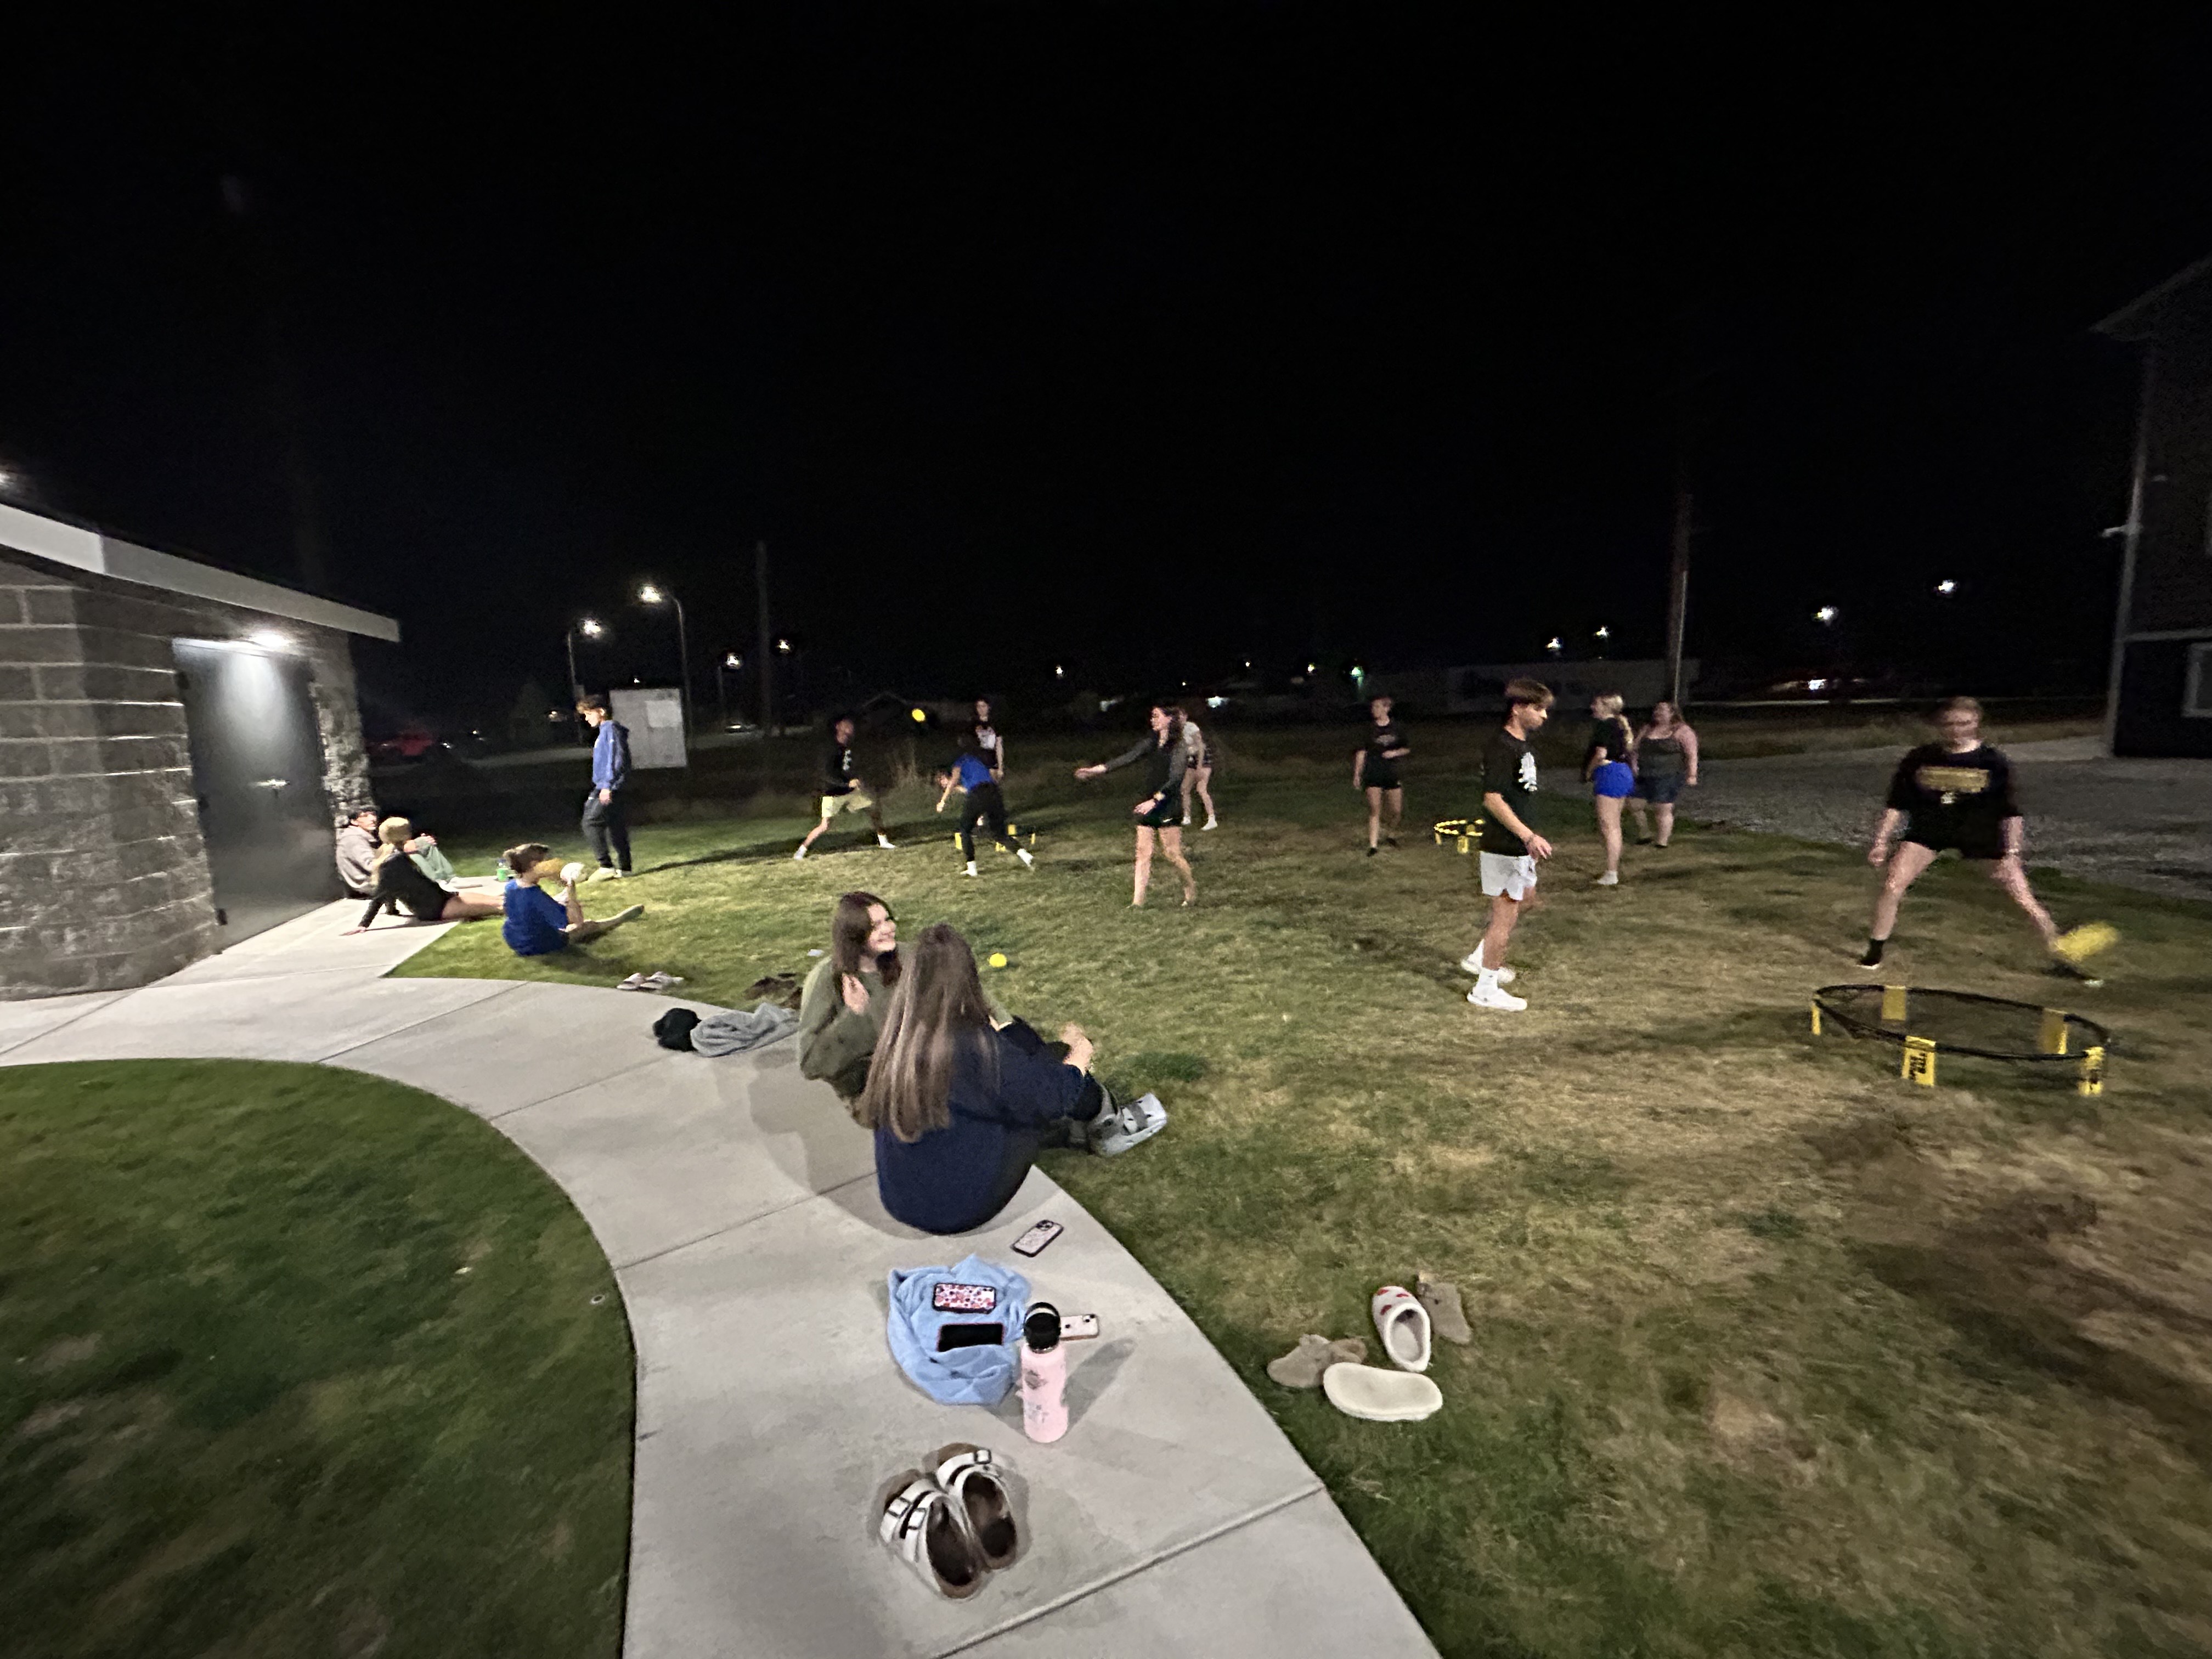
[499,842,645,957]
[857,922,1161,1235]
[577,696,634,881]
[934,746,1036,879]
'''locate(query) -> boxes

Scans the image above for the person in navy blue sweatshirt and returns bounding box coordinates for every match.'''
[577,695,633,879]
[859,923,1130,1234]
[934,746,1036,878]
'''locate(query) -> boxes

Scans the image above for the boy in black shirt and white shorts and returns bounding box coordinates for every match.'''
[1461,678,1555,1011]
[795,715,899,860]
[1860,697,2084,977]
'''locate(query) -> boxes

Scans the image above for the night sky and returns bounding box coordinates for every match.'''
[7,12,2212,728]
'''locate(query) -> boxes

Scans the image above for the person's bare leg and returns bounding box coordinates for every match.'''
[1595,795,1624,877]
[1365,786,1384,850]
[565,904,642,945]
[1384,787,1402,839]
[1627,797,1651,842]
[798,810,834,853]
[1654,803,1675,847]
[1131,827,1154,906]
[1990,857,2059,946]
[439,892,503,922]
[1195,767,1216,823]
[1870,840,1939,943]
[867,802,891,839]
[1180,769,1196,825]
[1159,824,1195,903]
[1480,893,1521,973]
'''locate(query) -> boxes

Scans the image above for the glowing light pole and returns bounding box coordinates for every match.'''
[638,583,692,749]
[566,618,605,744]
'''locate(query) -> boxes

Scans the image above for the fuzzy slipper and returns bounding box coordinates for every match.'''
[1322,1363,1443,1423]
[1266,1334,1369,1389]
[1417,1273,1474,1345]
[1371,1285,1432,1373]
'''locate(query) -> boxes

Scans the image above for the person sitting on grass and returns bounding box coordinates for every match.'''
[858,922,1155,1236]
[497,842,644,957]
[346,818,504,933]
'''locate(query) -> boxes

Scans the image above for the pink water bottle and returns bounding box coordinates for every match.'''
[1020,1304,1069,1444]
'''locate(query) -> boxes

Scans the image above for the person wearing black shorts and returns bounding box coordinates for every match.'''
[1352,693,1410,856]
[1075,703,1195,907]
[1861,697,2079,975]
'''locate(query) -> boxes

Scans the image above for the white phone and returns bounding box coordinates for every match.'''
[1011,1219,1064,1257]
[1058,1313,1100,1341]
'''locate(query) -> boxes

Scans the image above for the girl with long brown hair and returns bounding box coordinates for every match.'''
[1074,703,1195,907]
[798,891,905,1105]
[859,923,1162,1233]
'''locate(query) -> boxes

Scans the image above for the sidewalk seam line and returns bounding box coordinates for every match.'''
[927,1482,1329,1658]
[0,989,141,1058]
[314,980,529,1063]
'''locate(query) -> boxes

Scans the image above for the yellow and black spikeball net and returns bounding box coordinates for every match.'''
[1432,817,1483,854]
[1809,984,2114,1094]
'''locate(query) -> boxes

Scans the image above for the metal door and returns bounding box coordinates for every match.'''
[174,639,337,943]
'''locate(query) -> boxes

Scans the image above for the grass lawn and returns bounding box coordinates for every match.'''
[397,723,2212,1657]
[0,1060,631,1659]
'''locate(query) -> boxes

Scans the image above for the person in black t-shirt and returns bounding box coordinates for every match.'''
[795,715,899,860]
[1460,679,1555,1011]
[1352,694,1411,856]
[1859,697,2078,975]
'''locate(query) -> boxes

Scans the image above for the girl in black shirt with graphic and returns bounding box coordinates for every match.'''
[1075,704,1196,907]
[1860,698,2080,975]
[1352,694,1410,856]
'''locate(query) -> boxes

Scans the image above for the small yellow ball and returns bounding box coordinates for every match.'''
[987,952,1008,968]
[910,707,927,723]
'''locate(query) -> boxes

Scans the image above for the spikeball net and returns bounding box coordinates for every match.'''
[1432,818,1483,853]
[1810,984,2113,1093]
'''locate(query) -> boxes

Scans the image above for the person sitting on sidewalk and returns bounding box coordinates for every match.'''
[798,891,905,1106]
[858,922,1155,1235]
[346,818,504,933]
[336,806,380,898]
[498,842,644,957]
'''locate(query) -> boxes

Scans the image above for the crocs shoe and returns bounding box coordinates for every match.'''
[932,1443,1019,1572]
[1090,1091,1167,1158]
[1371,1285,1433,1372]
[879,1475,985,1599]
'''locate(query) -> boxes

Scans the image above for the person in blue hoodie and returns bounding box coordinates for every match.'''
[577,695,633,881]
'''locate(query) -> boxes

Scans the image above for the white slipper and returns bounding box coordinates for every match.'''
[879,1475,985,1599]
[1322,1363,1443,1423]
[1371,1285,1432,1372]
[615,973,650,991]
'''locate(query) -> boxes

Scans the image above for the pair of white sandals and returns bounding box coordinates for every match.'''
[1321,1287,1445,1423]
[614,970,685,992]
[878,1444,1020,1599]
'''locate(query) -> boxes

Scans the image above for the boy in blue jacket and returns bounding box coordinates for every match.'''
[578,696,633,880]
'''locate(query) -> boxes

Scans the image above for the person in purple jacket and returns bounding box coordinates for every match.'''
[857,923,1160,1234]
[577,695,634,879]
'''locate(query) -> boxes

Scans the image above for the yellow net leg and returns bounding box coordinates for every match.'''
[2039,1007,2069,1056]
[1881,985,1908,1023]
[1902,1036,1937,1087]
[1809,999,1822,1036]
[2078,1046,2106,1097]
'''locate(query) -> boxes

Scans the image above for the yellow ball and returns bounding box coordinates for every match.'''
[2053,922,2119,965]
[910,707,927,723]
[987,952,1008,968]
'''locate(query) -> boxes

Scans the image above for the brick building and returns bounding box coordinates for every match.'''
[1,503,395,998]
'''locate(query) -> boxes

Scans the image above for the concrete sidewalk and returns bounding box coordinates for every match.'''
[0,901,1437,1659]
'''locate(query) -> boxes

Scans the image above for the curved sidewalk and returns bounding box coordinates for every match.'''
[0,902,1437,1659]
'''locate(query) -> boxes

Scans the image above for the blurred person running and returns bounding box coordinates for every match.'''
[795,714,898,860]
[1177,707,1218,830]
[936,745,1036,877]
[1627,700,1699,847]
[1460,679,1555,1011]
[1583,692,1637,887]
[1075,703,1196,907]
[1352,693,1410,856]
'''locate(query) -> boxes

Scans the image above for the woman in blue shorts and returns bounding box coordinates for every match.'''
[1583,692,1637,888]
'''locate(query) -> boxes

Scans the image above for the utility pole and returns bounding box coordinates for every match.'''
[1664,485,1692,708]
[754,539,775,738]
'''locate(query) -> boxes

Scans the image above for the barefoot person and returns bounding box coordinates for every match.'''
[1627,699,1699,847]
[1860,697,2084,977]
[1462,679,1555,1011]
[935,746,1037,878]
[859,922,1157,1235]
[1177,707,1218,830]
[1352,693,1409,856]
[577,696,634,881]
[1583,692,1637,887]
[795,714,898,860]
[346,818,504,933]
[1075,704,1195,907]
[496,843,644,957]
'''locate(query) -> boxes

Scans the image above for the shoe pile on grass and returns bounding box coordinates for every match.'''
[1269,1274,1472,1423]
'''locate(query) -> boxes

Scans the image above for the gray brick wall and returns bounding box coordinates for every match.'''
[0,552,374,997]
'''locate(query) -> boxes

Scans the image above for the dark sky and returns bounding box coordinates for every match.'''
[7,10,2212,724]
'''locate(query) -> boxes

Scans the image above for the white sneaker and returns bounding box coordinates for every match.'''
[1203,817,1218,830]
[1017,848,1035,868]
[1467,982,1528,1012]
[962,863,978,877]
[1181,813,1193,826]
[1457,951,1515,985]
[793,846,808,861]
[588,866,622,882]
[1595,871,1619,887]
[877,834,898,850]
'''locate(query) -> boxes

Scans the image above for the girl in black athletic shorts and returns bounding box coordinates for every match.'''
[1075,703,1196,907]
[1352,694,1409,856]
[1860,697,2080,975]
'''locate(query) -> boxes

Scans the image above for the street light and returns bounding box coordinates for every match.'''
[1545,637,1563,656]
[718,652,743,729]
[566,618,606,745]
[637,583,692,750]
[1935,579,1957,596]
[1815,605,1839,624]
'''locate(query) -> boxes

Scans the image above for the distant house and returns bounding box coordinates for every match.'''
[1,503,394,997]
[2096,256,2212,757]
